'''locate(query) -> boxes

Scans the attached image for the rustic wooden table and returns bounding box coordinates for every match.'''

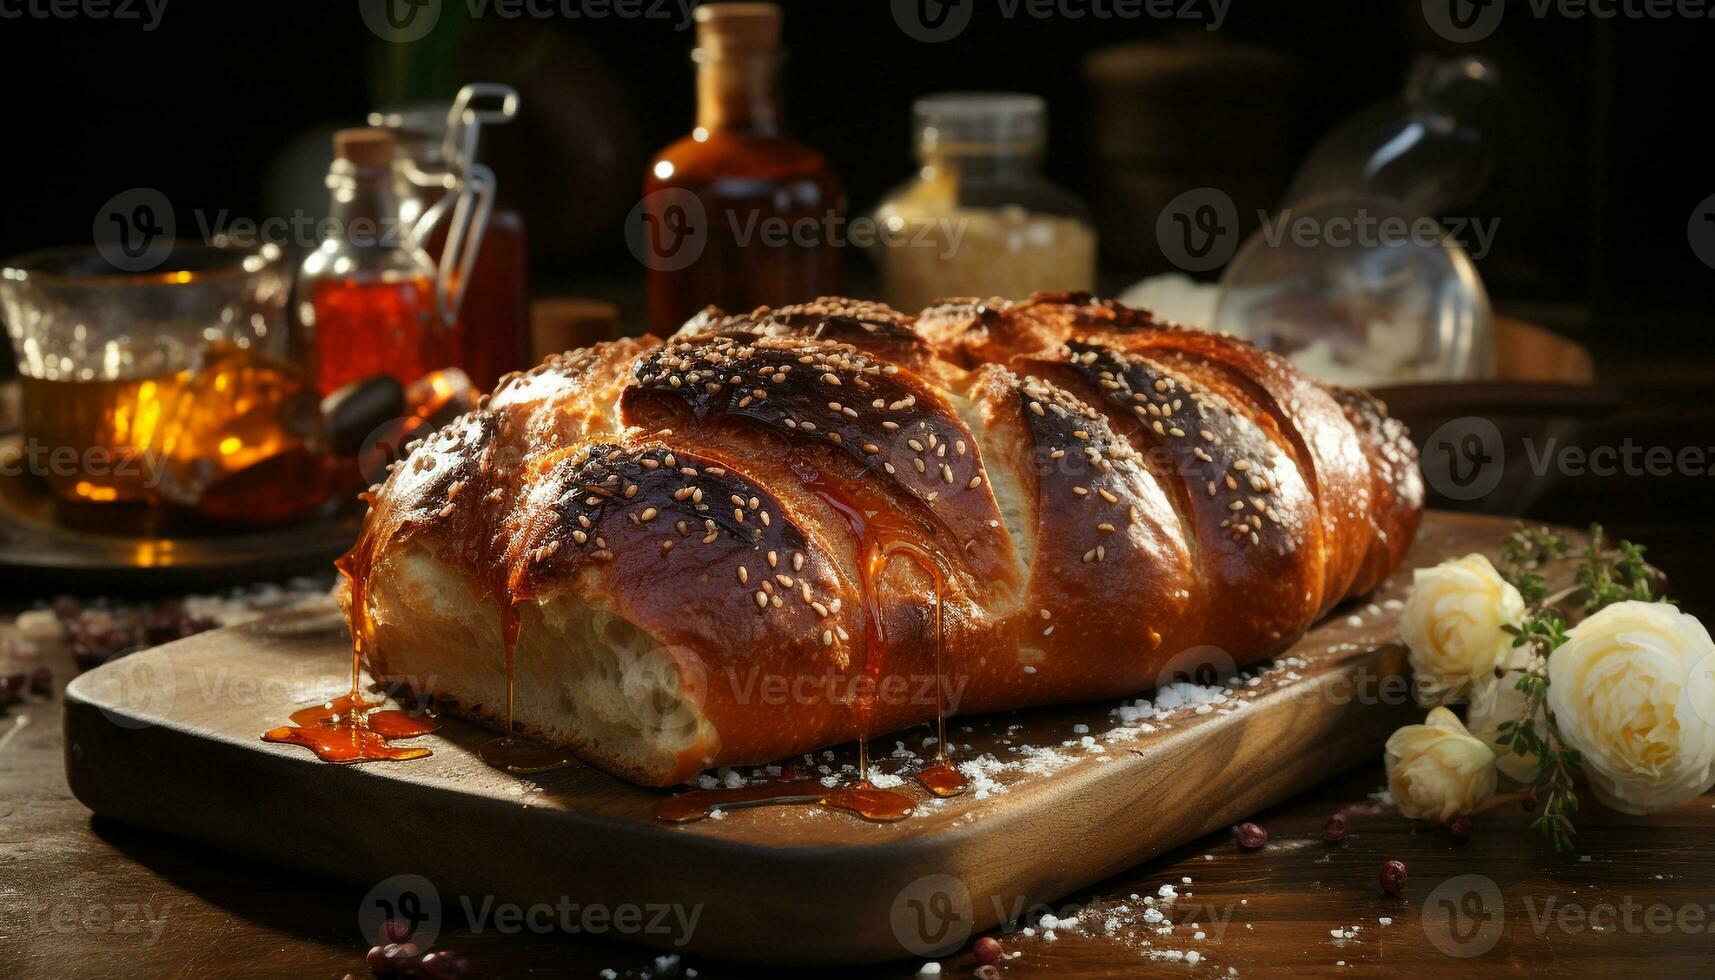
[5,350,1715,978]
[5,618,1714,979]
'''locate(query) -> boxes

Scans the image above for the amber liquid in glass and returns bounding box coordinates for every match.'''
[18,343,328,521]
[309,274,452,396]
[20,374,175,503]
[644,49,844,333]
[426,207,528,393]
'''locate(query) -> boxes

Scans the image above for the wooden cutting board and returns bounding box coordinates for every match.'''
[63,511,1519,967]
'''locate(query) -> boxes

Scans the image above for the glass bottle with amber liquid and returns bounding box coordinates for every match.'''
[296,128,455,396]
[642,2,844,333]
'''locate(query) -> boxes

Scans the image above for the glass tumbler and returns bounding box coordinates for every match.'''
[0,242,326,521]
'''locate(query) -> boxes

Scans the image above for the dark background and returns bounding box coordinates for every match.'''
[0,0,1706,348]
[0,0,1711,607]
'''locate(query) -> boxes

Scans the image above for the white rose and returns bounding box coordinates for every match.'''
[1547,600,1715,814]
[1385,706,1498,822]
[1400,554,1527,705]
[1467,647,1542,783]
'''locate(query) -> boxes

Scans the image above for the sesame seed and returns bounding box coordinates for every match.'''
[738,566,748,584]
[968,476,983,489]
[755,591,769,609]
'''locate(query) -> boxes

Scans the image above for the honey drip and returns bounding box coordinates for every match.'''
[477,589,576,774]
[655,456,963,824]
[264,539,444,763]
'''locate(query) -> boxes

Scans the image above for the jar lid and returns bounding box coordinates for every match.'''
[914,92,1046,156]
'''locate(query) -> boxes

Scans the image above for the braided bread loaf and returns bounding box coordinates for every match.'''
[348,293,1422,786]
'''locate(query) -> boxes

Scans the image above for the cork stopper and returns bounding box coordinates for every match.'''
[695,2,781,53]
[333,128,395,168]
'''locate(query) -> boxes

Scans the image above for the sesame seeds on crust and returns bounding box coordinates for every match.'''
[1053,340,1306,551]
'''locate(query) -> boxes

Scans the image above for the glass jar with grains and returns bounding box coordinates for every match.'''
[871,93,1095,312]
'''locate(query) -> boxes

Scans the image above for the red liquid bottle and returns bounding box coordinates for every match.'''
[642,2,845,333]
[296,128,455,397]
[374,90,530,393]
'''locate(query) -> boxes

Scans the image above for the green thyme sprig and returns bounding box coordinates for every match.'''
[1490,522,1657,852]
